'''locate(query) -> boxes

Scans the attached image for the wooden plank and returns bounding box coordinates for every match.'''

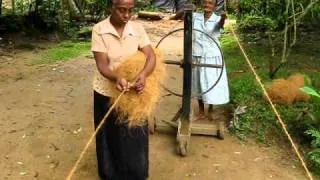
[156,120,222,136]
[154,121,177,134]
[190,123,218,136]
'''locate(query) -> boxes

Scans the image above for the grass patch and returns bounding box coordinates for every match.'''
[221,33,320,144]
[29,41,90,65]
[223,30,320,174]
[222,35,276,141]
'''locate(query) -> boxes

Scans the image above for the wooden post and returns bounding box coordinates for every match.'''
[181,1,193,128]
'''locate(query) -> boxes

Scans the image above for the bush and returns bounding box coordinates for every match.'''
[237,15,276,33]
[237,0,320,32]
[306,129,320,173]
[86,0,109,21]
[0,15,23,32]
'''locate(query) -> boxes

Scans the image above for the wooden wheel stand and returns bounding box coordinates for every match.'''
[149,1,228,156]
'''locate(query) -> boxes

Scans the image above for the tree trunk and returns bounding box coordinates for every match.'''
[59,0,78,31]
[58,0,69,31]
[12,0,15,14]
[35,0,42,15]
[262,0,267,15]
[73,0,86,18]
[0,0,2,16]
[60,0,76,18]
[67,0,77,18]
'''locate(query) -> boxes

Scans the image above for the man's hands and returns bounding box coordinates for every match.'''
[116,78,132,92]
[115,72,146,93]
[115,45,155,94]
[134,73,146,93]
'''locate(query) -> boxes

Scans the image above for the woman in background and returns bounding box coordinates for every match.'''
[192,0,229,120]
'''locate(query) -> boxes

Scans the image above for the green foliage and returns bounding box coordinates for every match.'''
[14,0,29,15]
[279,102,319,143]
[134,0,157,12]
[29,41,90,65]
[301,86,320,99]
[306,129,320,148]
[221,32,320,139]
[1,0,60,32]
[307,1,320,23]
[33,0,60,29]
[237,15,276,33]
[86,0,109,21]
[221,35,275,141]
[137,5,159,12]
[306,129,320,173]
[221,28,320,172]
[1,0,106,33]
[0,14,22,32]
[238,0,320,31]
[61,20,80,39]
[236,0,320,79]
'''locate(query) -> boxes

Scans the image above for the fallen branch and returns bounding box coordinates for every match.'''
[137,11,163,20]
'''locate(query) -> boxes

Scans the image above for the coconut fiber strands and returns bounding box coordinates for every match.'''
[109,48,167,126]
[265,74,311,104]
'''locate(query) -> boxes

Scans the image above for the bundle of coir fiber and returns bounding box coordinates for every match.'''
[110,48,166,126]
[287,74,311,102]
[264,73,311,104]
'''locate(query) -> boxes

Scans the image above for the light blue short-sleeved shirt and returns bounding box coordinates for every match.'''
[192,12,221,58]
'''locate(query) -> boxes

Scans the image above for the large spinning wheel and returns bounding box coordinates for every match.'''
[150,2,226,156]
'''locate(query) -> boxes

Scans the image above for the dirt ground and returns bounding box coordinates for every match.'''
[0,19,310,180]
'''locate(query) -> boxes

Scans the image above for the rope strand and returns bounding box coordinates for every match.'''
[65,91,125,180]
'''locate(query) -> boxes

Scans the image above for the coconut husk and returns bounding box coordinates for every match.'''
[287,73,305,88]
[287,73,311,102]
[295,89,311,102]
[264,73,311,104]
[109,48,166,126]
[265,79,296,104]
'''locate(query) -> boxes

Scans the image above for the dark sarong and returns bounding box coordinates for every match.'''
[93,91,149,180]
